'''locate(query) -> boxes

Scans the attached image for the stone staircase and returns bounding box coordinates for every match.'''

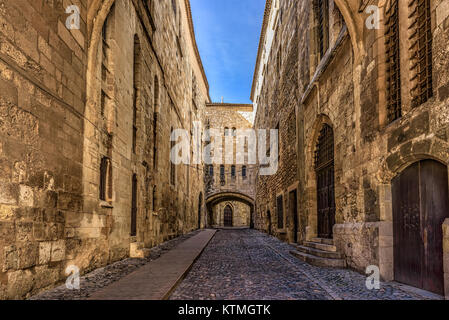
[290,237,346,268]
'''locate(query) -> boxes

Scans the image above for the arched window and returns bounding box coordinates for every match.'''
[314,0,329,61]
[231,165,236,178]
[153,76,159,169]
[220,165,225,185]
[99,157,112,201]
[172,0,177,15]
[208,165,214,177]
[170,127,176,186]
[232,127,236,136]
[100,4,115,119]
[224,127,229,136]
[242,165,247,179]
[132,35,141,154]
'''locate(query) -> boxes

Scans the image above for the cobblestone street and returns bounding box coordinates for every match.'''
[170,229,442,300]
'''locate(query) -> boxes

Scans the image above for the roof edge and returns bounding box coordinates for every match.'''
[184,0,211,103]
[250,0,272,102]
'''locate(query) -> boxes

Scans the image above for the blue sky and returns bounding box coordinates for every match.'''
[190,0,265,104]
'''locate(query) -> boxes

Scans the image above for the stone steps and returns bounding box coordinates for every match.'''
[289,237,346,268]
[311,237,334,245]
[292,244,343,259]
[303,241,337,252]
[290,250,346,268]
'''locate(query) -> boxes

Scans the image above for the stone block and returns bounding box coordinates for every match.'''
[17,243,38,269]
[0,221,15,243]
[0,183,18,205]
[15,221,33,241]
[0,205,17,221]
[38,241,52,265]
[2,245,18,272]
[50,240,65,262]
[0,78,18,105]
[7,269,34,299]
[33,265,61,290]
[19,185,34,207]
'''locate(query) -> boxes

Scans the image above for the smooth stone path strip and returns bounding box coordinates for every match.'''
[89,229,216,300]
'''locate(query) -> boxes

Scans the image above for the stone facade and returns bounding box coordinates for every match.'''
[204,104,256,228]
[252,0,300,243]
[0,0,209,299]
[253,0,449,296]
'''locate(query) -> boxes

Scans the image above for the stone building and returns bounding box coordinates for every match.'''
[252,0,300,243]
[204,103,256,228]
[0,0,209,299]
[253,0,449,296]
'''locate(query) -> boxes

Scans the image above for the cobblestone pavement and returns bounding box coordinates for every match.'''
[170,229,442,300]
[30,230,201,300]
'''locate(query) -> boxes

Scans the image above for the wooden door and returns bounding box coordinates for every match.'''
[315,124,335,239]
[289,190,298,243]
[393,160,449,295]
[224,205,233,227]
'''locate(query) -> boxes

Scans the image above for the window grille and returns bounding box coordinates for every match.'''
[409,0,433,107]
[385,0,402,122]
[315,0,329,60]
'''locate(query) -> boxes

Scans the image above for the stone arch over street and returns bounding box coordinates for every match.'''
[206,192,255,228]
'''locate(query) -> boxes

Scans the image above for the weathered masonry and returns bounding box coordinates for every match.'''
[204,103,256,228]
[0,0,209,299]
[252,0,449,297]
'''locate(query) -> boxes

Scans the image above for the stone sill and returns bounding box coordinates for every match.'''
[100,201,113,208]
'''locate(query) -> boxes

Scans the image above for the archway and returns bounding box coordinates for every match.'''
[224,205,233,227]
[392,159,449,295]
[206,192,255,228]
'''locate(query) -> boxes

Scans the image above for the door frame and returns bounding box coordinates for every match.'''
[223,204,233,227]
[378,157,449,298]
[287,182,299,243]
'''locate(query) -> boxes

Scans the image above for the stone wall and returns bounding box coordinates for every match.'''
[253,0,299,243]
[0,0,208,299]
[253,0,449,289]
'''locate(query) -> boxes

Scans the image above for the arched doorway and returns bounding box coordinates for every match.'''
[224,205,233,227]
[198,193,202,229]
[392,159,449,295]
[315,124,335,239]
